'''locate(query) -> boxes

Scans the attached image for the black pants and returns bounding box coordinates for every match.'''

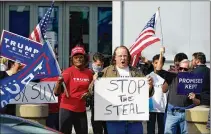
[147,112,165,134]
[46,113,59,131]
[59,108,88,134]
[91,106,108,134]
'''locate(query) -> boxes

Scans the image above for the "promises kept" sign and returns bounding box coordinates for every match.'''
[177,72,204,95]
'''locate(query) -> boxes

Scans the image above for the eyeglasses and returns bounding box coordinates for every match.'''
[116,55,128,58]
[179,67,189,71]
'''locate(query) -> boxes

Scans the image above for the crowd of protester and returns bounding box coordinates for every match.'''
[0,44,210,134]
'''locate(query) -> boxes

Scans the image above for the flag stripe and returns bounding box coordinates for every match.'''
[134,29,155,43]
[34,28,41,43]
[129,29,155,51]
[131,36,160,55]
[132,37,160,57]
[130,32,155,53]
[131,38,160,66]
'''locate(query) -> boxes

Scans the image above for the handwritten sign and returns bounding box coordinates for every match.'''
[10,82,58,104]
[177,72,204,95]
[0,30,42,65]
[94,77,149,121]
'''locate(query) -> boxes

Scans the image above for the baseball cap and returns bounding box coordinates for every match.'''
[71,46,86,57]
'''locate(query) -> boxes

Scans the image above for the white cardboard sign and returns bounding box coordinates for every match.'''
[10,81,58,104]
[94,77,149,121]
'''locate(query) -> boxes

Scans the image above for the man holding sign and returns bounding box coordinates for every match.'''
[92,46,154,134]
[156,48,201,134]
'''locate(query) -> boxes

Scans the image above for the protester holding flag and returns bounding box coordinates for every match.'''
[156,48,200,134]
[147,51,169,134]
[54,45,93,134]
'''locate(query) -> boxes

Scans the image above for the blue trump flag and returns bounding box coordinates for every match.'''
[177,72,204,95]
[32,40,61,80]
[0,30,42,65]
[0,42,60,108]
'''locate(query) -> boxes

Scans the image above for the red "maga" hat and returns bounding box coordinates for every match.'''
[71,46,85,57]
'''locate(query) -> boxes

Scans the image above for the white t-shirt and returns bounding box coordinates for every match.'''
[116,66,130,77]
[148,72,168,113]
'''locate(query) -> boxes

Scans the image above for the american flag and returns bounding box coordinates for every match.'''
[129,11,160,66]
[29,1,54,44]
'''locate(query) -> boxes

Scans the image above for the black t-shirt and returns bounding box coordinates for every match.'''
[193,65,210,105]
[0,71,9,80]
[156,70,194,107]
[156,70,177,85]
[193,65,210,92]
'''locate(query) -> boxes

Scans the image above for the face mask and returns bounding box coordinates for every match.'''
[92,63,103,73]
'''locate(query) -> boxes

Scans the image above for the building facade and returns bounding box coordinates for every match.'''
[0,1,210,70]
[0,1,112,69]
[113,1,210,69]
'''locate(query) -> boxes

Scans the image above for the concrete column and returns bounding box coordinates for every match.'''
[16,104,49,125]
[112,1,124,52]
[186,105,210,134]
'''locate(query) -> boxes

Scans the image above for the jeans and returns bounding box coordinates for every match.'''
[106,121,143,134]
[147,112,165,134]
[46,113,59,131]
[59,108,88,134]
[164,110,187,134]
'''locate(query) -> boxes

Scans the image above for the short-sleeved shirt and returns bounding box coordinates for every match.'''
[60,66,93,112]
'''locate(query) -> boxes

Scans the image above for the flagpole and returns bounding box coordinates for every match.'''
[44,35,69,98]
[158,7,164,47]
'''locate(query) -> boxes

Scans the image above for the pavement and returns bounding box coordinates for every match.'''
[72,108,158,134]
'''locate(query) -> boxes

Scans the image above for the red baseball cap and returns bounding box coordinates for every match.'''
[71,46,86,57]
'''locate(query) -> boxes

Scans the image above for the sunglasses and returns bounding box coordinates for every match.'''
[179,67,189,71]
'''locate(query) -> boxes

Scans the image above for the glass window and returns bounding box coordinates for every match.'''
[9,5,30,38]
[38,6,59,57]
[69,6,89,54]
[97,7,112,67]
